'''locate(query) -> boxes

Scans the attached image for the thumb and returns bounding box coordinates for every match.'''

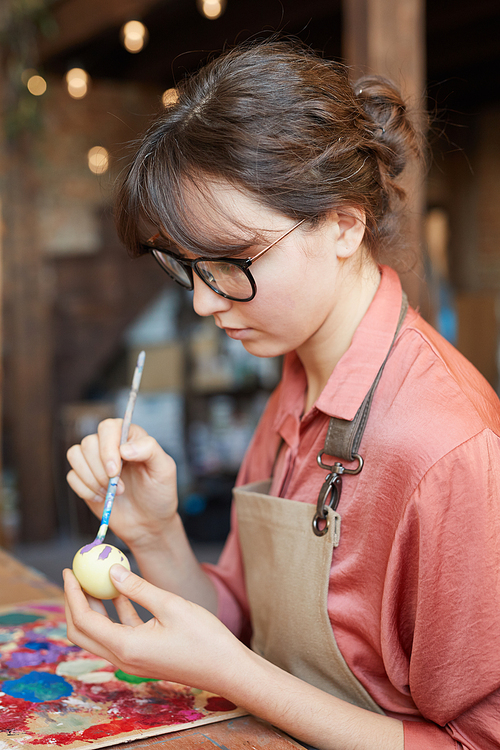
[109,565,165,614]
[119,435,177,483]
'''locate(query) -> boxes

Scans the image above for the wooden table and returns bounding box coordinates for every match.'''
[0,549,303,750]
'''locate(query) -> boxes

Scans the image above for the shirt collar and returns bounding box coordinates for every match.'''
[274,265,405,429]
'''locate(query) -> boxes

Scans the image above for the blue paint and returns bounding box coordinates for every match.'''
[24,641,50,650]
[2,671,73,702]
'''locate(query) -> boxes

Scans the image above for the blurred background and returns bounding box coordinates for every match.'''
[0,0,499,577]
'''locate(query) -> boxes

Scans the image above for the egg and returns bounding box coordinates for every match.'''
[72,542,130,599]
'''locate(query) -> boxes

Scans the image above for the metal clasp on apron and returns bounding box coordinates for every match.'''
[312,452,363,541]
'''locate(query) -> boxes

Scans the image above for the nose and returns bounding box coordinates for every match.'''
[192,274,233,317]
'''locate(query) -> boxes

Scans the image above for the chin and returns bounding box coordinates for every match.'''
[240,339,293,359]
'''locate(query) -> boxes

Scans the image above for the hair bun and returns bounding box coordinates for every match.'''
[354,75,423,178]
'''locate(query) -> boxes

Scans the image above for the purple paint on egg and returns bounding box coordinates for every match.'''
[98,546,112,560]
[79,539,101,555]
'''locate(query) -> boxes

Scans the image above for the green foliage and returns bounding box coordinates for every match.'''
[0,0,57,139]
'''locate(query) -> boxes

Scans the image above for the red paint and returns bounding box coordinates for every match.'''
[28,695,205,745]
[0,694,31,731]
[204,696,237,712]
[1,606,238,747]
[30,718,142,745]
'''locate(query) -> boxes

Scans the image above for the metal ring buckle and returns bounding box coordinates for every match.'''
[316,451,364,475]
[312,472,342,537]
[312,507,330,536]
[312,453,364,539]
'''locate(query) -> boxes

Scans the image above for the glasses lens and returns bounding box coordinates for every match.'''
[196,261,254,300]
[152,250,192,289]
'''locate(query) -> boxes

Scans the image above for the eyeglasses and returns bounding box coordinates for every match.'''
[144,218,306,302]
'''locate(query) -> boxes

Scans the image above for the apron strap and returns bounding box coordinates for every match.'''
[323,291,408,462]
[313,291,409,538]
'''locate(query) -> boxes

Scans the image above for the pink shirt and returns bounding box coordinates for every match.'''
[204,265,500,750]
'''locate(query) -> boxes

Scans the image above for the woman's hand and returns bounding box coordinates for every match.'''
[64,565,404,750]
[63,565,243,697]
[66,419,178,550]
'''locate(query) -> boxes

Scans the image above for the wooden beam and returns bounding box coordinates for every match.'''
[0,195,4,547]
[1,135,56,542]
[341,0,430,317]
[39,0,165,60]
[342,0,425,103]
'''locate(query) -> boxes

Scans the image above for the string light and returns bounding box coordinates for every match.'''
[121,20,148,53]
[197,0,227,19]
[88,146,109,174]
[162,88,178,107]
[66,68,89,99]
[26,74,47,96]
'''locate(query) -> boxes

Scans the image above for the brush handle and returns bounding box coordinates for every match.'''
[96,350,146,542]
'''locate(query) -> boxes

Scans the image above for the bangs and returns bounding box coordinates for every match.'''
[115,124,273,259]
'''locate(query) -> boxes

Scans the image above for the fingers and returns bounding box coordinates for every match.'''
[119,435,177,485]
[63,569,116,660]
[109,565,171,619]
[113,595,145,627]
[64,568,148,674]
[98,420,148,477]
[66,468,104,507]
[86,595,109,616]
[67,418,174,492]
[66,419,143,502]
[67,438,107,501]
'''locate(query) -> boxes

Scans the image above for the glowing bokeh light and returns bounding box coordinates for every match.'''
[66,68,89,99]
[162,88,179,107]
[88,146,109,174]
[121,20,148,53]
[26,75,47,96]
[198,0,226,19]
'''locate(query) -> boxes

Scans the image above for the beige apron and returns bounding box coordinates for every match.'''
[235,479,384,714]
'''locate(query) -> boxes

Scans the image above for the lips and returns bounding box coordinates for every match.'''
[223,327,251,340]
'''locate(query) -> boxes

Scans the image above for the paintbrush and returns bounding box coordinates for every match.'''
[72,350,146,599]
[95,349,146,542]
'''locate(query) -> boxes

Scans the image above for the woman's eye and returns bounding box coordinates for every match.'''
[217,263,240,275]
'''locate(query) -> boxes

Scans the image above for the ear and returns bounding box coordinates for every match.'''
[333,208,366,259]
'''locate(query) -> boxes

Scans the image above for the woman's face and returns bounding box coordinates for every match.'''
[182,183,372,361]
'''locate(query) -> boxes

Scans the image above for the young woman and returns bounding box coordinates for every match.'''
[64,40,500,750]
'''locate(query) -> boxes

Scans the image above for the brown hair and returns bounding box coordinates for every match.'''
[115,39,423,261]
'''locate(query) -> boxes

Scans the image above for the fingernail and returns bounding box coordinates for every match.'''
[106,460,117,476]
[120,444,136,459]
[93,494,104,503]
[110,564,130,582]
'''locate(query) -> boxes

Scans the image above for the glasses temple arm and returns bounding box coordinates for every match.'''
[249,218,307,262]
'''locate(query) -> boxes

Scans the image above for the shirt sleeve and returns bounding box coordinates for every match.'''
[385,429,500,750]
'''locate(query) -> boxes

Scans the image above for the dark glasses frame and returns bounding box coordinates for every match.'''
[143,218,307,302]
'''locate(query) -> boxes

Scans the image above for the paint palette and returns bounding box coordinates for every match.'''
[0,602,245,748]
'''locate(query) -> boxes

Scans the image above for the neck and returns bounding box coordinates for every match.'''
[298,260,381,414]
